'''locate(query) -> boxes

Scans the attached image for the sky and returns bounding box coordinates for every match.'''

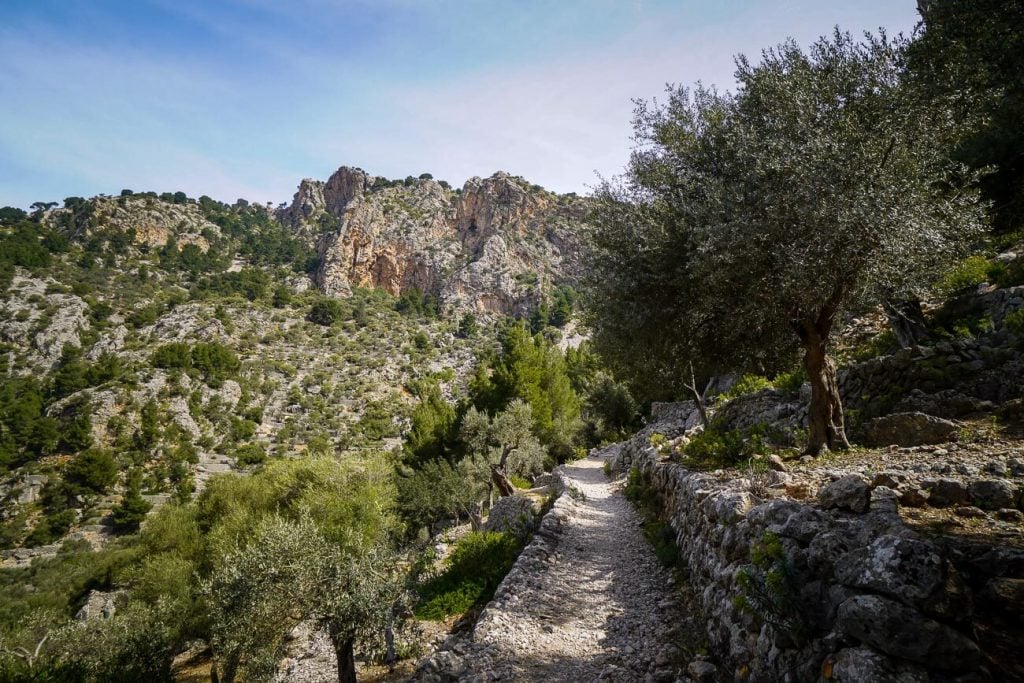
[0,0,921,209]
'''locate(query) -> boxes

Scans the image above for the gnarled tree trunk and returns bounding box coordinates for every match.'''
[883,298,930,348]
[330,632,357,683]
[798,317,850,456]
[490,465,515,497]
[490,444,517,497]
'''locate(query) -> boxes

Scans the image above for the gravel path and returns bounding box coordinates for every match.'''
[417,454,692,682]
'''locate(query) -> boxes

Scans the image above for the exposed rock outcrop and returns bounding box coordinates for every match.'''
[280,167,586,315]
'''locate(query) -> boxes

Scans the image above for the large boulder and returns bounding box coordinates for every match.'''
[968,479,1017,510]
[834,535,943,606]
[836,595,981,672]
[818,475,870,513]
[863,412,958,447]
[829,646,928,683]
[484,495,537,536]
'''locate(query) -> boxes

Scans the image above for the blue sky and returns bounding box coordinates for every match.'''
[0,0,921,209]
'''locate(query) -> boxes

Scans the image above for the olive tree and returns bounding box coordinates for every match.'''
[460,400,545,497]
[204,516,406,683]
[586,31,985,454]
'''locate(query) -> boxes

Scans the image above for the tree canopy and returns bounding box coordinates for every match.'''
[583,31,986,454]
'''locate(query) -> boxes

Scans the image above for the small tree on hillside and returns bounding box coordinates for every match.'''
[586,31,985,454]
[460,400,545,497]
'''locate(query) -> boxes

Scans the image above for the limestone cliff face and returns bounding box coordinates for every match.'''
[281,166,586,314]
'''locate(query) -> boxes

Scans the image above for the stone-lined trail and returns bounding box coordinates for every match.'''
[416,455,697,682]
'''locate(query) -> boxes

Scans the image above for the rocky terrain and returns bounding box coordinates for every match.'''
[280,167,585,315]
[0,168,586,565]
[415,456,704,683]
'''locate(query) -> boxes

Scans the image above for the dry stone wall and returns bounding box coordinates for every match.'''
[620,425,1024,682]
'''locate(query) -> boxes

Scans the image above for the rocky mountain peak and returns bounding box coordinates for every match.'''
[283,165,586,315]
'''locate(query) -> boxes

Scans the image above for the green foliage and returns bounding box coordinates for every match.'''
[112,485,153,533]
[769,366,804,396]
[623,468,646,505]
[271,285,292,308]
[402,382,457,466]
[396,458,482,534]
[59,405,94,453]
[49,348,124,400]
[937,255,997,296]
[0,542,141,666]
[234,442,267,466]
[907,0,1024,233]
[197,267,270,301]
[23,509,77,548]
[135,400,160,448]
[721,375,773,401]
[681,424,771,468]
[474,322,581,458]
[151,342,191,370]
[1005,308,1024,335]
[0,206,28,224]
[0,222,59,271]
[352,400,400,443]
[190,342,239,381]
[583,30,985,427]
[64,449,118,494]
[456,312,478,339]
[153,342,239,385]
[395,287,437,318]
[415,531,521,620]
[734,532,810,646]
[0,376,59,470]
[844,329,900,365]
[309,297,344,326]
[460,400,546,482]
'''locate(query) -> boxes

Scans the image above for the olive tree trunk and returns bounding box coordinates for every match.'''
[800,326,850,456]
[490,445,516,497]
[330,633,357,683]
[882,298,930,348]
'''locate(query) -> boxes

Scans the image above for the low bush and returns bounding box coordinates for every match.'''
[415,531,521,620]
[937,254,993,296]
[721,375,773,400]
[681,424,772,468]
[1005,308,1024,335]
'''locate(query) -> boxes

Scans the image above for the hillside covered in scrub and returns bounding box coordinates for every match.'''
[1,0,1023,681]
[0,167,627,681]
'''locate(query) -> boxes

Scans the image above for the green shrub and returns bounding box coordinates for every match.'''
[682,424,771,468]
[1005,308,1024,335]
[24,509,76,547]
[112,487,153,533]
[721,375,773,400]
[643,520,681,570]
[151,343,192,369]
[510,474,531,489]
[190,342,239,381]
[308,298,343,325]
[937,255,993,296]
[234,443,267,466]
[772,367,807,395]
[734,531,810,646]
[64,449,118,494]
[623,468,646,505]
[846,329,899,364]
[415,531,521,620]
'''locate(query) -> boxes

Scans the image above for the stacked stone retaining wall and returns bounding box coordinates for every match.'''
[628,439,1023,682]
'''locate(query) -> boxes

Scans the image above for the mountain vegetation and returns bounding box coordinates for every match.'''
[1,2,1023,680]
